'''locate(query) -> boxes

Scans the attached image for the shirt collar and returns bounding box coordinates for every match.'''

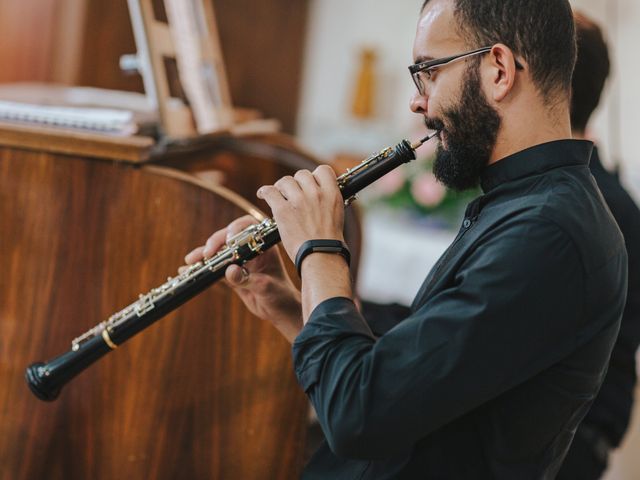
[588,145,605,172]
[480,139,593,193]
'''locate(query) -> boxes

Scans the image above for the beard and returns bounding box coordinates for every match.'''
[425,61,501,192]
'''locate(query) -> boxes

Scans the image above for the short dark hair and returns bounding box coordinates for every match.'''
[421,0,577,102]
[571,12,610,133]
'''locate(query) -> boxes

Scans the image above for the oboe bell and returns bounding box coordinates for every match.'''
[25,133,438,402]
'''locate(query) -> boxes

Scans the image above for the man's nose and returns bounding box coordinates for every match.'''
[410,89,428,115]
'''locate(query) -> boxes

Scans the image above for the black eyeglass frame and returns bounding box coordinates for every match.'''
[409,46,524,94]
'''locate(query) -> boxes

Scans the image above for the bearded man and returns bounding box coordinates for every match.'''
[185,0,628,478]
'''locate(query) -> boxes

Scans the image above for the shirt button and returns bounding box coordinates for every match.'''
[463,219,472,228]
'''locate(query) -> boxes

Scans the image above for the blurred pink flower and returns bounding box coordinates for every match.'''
[410,172,446,207]
[374,167,405,195]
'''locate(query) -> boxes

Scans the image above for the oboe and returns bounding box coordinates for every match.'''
[25,133,438,401]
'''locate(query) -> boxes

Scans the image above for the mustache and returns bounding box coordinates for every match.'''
[424,116,445,132]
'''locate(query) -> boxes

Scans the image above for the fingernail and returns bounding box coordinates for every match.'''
[232,267,250,286]
[240,267,250,283]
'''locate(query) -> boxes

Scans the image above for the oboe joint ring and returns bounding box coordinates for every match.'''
[102,329,118,350]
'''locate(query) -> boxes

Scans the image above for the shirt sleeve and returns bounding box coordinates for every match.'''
[292,216,591,460]
[360,301,411,336]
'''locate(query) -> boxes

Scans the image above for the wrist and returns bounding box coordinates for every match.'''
[295,239,350,277]
[300,253,353,322]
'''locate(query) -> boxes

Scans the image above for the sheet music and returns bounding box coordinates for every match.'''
[0,100,138,135]
[0,84,161,136]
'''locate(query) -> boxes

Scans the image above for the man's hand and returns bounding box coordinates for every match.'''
[257,166,346,262]
[257,166,353,321]
[183,215,303,343]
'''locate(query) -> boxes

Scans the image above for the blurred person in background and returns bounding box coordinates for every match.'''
[556,11,640,480]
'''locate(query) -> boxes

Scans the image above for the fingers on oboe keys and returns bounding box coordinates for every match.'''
[181,215,259,273]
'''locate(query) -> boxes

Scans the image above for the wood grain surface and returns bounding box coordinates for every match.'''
[0,145,308,479]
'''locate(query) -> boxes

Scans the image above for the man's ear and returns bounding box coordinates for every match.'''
[486,43,520,102]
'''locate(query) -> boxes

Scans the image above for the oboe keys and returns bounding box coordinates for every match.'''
[71,321,108,351]
[135,294,155,317]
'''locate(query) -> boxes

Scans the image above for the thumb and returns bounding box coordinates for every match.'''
[226,264,251,287]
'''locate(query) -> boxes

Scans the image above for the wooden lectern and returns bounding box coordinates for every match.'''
[0,121,317,479]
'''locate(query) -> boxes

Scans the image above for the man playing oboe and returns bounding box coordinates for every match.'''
[186,0,627,477]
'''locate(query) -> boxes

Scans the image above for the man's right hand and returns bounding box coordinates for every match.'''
[183,215,303,343]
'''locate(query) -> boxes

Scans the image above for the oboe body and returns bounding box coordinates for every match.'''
[25,134,436,401]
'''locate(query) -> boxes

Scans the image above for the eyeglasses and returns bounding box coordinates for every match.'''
[409,46,523,95]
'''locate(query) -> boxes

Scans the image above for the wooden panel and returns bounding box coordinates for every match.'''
[0,0,58,81]
[213,0,311,133]
[0,146,307,479]
[74,0,144,92]
[0,121,154,163]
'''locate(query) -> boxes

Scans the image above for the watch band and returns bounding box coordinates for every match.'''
[295,239,351,277]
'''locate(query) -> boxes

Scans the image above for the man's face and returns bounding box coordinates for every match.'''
[427,62,501,191]
[412,0,501,191]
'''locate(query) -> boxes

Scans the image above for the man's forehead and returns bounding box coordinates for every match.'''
[413,0,465,61]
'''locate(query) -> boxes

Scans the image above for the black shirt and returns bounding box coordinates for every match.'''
[578,148,640,446]
[292,140,628,479]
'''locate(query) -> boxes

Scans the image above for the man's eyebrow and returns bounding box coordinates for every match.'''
[413,55,435,64]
